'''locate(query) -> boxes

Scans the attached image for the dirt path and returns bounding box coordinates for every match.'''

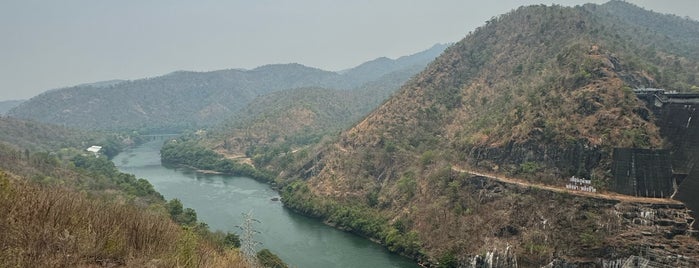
[451,166,682,205]
[214,149,255,167]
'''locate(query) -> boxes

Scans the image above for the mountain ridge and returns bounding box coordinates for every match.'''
[277,2,699,266]
[0,100,24,115]
[8,45,447,133]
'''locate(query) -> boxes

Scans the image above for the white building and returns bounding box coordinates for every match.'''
[86,146,102,157]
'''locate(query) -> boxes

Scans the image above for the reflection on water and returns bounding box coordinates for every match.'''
[113,140,419,268]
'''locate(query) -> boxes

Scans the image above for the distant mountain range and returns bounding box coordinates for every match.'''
[8,44,448,133]
[8,0,699,266]
[200,58,430,167]
[0,100,24,115]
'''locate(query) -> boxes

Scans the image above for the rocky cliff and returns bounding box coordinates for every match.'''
[280,2,699,266]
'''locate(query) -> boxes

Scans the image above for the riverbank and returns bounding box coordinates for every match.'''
[114,140,421,268]
[160,139,275,182]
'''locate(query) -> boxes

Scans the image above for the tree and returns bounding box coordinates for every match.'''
[256,249,288,268]
[167,199,183,217]
[177,208,198,226]
[224,232,241,248]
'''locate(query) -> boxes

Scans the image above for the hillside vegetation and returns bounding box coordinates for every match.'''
[0,172,249,267]
[0,117,253,266]
[161,46,444,177]
[8,45,446,133]
[0,116,130,155]
[276,2,699,266]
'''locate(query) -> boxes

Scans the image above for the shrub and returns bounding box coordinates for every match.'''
[256,249,288,268]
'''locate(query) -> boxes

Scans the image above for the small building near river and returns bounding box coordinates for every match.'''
[86,145,102,157]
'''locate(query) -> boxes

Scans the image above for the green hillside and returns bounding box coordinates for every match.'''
[160,47,444,177]
[0,117,251,266]
[8,45,446,133]
[9,65,340,132]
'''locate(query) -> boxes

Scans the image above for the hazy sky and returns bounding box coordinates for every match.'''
[1,0,697,100]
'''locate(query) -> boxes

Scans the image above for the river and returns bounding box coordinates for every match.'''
[113,139,420,268]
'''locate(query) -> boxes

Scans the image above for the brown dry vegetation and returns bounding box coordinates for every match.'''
[279,2,699,266]
[0,171,250,267]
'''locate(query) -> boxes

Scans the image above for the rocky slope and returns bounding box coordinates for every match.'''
[280,2,699,266]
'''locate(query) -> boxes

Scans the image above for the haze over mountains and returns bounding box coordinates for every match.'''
[253,1,698,266]
[4,1,699,267]
[8,44,447,133]
[0,100,24,115]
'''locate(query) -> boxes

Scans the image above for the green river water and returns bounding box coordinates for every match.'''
[113,140,420,268]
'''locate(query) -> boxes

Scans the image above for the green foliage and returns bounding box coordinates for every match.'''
[224,232,241,248]
[397,174,417,198]
[281,180,424,258]
[161,139,274,182]
[0,113,246,267]
[366,188,380,207]
[420,150,436,165]
[71,154,161,199]
[579,228,603,248]
[167,199,184,216]
[10,45,446,132]
[621,128,651,148]
[512,64,524,75]
[384,229,422,256]
[175,228,200,268]
[256,249,288,268]
[437,251,458,268]
[167,199,198,226]
[519,161,542,174]
[0,116,120,153]
[99,136,124,159]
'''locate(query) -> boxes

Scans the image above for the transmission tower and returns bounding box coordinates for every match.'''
[237,210,262,266]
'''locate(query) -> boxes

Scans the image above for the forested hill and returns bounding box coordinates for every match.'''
[189,61,428,173]
[0,100,24,115]
[0,116,250,267]
[8,44,446,133]
[0,116,104,152]
[278,2,699,266]
[340,43,449,85]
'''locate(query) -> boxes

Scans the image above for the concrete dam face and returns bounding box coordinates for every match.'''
[611,148,674,198]
[631,89,699,224]
[661,103,699,217]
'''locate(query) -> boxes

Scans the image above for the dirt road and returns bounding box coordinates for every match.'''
[451,166,682,205]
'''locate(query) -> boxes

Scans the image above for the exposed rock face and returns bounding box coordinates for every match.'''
[444,176,699,267]
[280,2,699,266]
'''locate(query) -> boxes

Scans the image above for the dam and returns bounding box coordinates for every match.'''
[623,89,699,226]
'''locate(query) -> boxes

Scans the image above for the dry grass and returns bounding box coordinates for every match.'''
[0,172,249,267]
